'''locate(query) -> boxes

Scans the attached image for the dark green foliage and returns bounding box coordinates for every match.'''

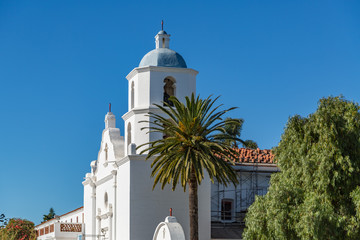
[42,208,55,223]
[243,140,258,149]
[223,118,258,149]
[0,214,7,228]
[243,96,360,240]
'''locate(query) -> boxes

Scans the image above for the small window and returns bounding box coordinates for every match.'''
[76,216,78,223]
[163,78,175,106]
[221,199,233,221]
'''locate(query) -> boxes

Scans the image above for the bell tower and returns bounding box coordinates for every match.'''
[84,27,210,240]
[122,29,198,155]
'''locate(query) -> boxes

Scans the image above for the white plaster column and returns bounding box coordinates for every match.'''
[91,183,97,238]
[97,209,101,239]
[111,170,117,240]
[107,208,113,240]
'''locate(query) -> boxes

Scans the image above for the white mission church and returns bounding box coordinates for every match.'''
[35,28,278,240]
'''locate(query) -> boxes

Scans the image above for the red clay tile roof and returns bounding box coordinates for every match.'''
[231,148,275,164]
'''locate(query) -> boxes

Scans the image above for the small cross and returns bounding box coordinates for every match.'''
[109,103,111,112]
[161,20,164,31]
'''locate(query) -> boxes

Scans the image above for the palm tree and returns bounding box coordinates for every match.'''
[138,94,239,240]
[224,118,258,149]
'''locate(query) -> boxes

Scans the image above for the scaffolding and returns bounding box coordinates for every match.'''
[211,163,276,226]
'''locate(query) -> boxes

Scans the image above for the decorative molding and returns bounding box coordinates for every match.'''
[97,211,113,220]
[127,154,148,161]
[96,174,114,186]
[82,176,96,187]
[114,156,130,168]
[126,66,198,80]
[122,106,164,121]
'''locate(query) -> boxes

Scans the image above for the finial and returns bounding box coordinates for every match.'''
[169,208,172,216]
[109,103,111,112]
[161,20,164,31]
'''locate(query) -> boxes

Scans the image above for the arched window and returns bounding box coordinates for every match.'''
[127,123,132,146]
[131,81,134,109]
[163,77,175,106]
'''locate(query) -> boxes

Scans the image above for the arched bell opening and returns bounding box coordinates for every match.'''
[163,77,176,106]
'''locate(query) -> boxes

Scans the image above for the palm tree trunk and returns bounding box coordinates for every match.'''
[189,169,198,240]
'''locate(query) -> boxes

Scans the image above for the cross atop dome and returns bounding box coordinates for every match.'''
[139,27,187,68]
[155,22,170,49]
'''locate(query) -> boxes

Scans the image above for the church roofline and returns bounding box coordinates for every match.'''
[35,206,84,228]
[126,66,198,80]
[231,148,276,164]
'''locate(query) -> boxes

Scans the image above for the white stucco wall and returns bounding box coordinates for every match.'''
[126,155,210,240]
[115,160,130,240]
[83,178,95,237]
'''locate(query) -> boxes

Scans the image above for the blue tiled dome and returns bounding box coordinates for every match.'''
[139,48,187,68]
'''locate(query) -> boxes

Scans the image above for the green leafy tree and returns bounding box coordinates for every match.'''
[139,94,239,240]
[223,118,258,149]
[42,208,55,223]
[0,218,36,240]
[243,96,360,239]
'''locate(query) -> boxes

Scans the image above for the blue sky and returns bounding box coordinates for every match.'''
[1,0,359,225]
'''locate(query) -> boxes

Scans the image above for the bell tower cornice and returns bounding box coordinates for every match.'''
[126,66,198,81]
[122,106,166,122]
